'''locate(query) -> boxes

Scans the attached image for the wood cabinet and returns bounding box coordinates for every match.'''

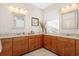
[51,36,57,53]
[44,35,75,56]
[56,37,64,56]
[21,36,29,54]
[43,35,52,50]
[13,36,29,56]
[0,35,76,56]
[64,38,75,56]
[56,37,75,56]
[35,35,42,49]
[0,35,43,56]
[29,35,42,52]
[28,36,36,51]
[0,35,42,56]
[0,38,12,56]
[43,35,57,52]
[76,40,79,56]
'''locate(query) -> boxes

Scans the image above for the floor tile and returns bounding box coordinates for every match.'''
[23,48,57,56]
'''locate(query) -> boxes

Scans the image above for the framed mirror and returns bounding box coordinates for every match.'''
[61,10,78,29]
[13,13,25,29]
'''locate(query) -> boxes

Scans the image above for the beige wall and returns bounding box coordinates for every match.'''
[0,3,43,34]
[44,3,79,34]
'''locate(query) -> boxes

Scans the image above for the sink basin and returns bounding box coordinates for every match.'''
[63,34,79,38]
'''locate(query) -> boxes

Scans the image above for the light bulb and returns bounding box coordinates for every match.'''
[14,8,19,13]
[66,5,70,9]
[71,3,77,9]
[9,6,14,12]
[19,8,24,14]
[72,3,77,6]
[9,6,13,9]
[61,8,64,11]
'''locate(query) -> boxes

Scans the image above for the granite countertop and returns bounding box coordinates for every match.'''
[0,33,43,39]
[0,33,79,40]
[45,33,79,40]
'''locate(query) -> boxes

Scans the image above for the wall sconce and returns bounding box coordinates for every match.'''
[8,6,28,15]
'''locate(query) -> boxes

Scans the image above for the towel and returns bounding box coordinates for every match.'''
[0,40,2,53]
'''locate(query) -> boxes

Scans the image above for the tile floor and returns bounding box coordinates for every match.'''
[23,48,57,56]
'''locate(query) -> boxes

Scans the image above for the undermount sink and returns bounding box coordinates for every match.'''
[63,34,79,38]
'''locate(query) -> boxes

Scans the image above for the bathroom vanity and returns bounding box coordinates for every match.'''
[0,34,79,56]
[43,34,79,56]
[0,34,43,56]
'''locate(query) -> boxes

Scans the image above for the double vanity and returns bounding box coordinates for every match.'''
[0,33,79,56]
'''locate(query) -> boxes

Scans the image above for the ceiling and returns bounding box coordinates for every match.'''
[30,3,53,9]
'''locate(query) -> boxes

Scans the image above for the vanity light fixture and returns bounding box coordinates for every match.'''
[61,3,77,13]
[8,6,28,15]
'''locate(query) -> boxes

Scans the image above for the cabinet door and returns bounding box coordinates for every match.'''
[44,35,52,50]
[76,40,79,56]
[21,36,29,54]
[51,36,57,53]
[29,36,35,51]
[38,35,42,48]
[64,38,75,56]
[56,37,64,56]
[43,35,47,48]
[0,38,12,56]
[35,35,42,49]
[13,37,24,56]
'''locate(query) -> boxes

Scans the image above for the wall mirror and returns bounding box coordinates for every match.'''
[61,10,78,29]
[13,13,25,29]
